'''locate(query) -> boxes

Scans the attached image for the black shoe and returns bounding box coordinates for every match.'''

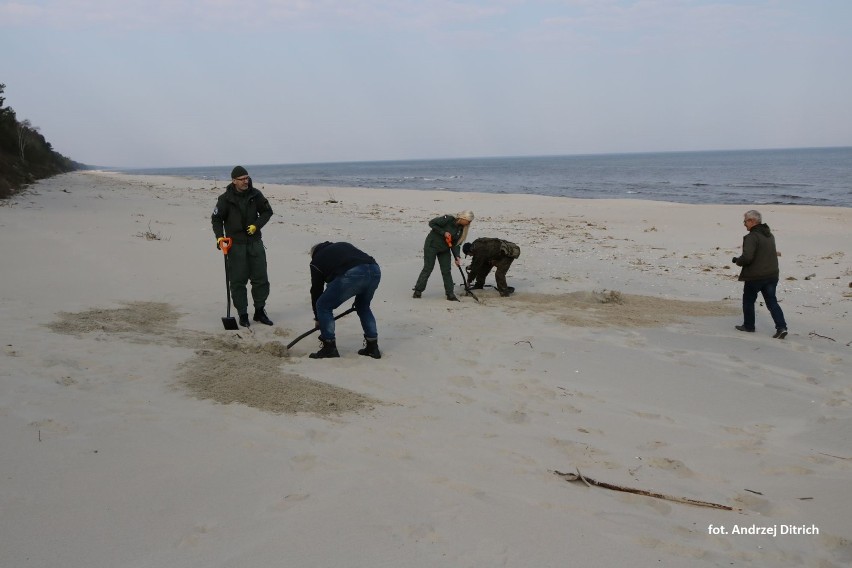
[773,328,788,339]
[239,313,250,328]
[412,290,422,298]
[309,338,339,359]
[357,337,382,359]
[253,308,273,326]
[471,284,484,290]
[735,325,755,333]
[446,293,459,302]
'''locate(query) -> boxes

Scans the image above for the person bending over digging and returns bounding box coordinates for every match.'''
[412,210,474,301]
[309,241,382,359]
[463,237,521,297]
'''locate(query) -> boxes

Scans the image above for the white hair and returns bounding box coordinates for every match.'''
[744,210,762,223]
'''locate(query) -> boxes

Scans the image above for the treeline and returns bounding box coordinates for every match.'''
[0,83,82,198]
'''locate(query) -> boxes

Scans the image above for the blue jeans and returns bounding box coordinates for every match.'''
[742,278,787,331]
[316,264,381,341]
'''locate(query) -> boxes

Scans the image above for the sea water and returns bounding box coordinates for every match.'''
[122,147,852,207]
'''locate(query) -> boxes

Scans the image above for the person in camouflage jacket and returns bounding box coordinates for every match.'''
[462,237,520,297]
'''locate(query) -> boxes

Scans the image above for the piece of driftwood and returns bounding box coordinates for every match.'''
[553,468,740,511]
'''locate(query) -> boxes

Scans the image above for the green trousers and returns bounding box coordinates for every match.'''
[226,240,269,314]
[414,244,455,295]
[471,256,515,292]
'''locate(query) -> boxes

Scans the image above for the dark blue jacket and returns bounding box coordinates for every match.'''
[310,242,378,314]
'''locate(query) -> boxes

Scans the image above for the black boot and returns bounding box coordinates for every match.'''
[412,290,422,298]
[238,313,251,327]
[309,338,339,359]
[357,337,381,359]
[446,293,459,301]
[253,308,273,326]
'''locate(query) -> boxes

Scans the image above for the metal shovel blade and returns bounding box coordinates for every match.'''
[222,316,239,330]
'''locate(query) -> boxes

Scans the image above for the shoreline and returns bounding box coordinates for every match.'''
[99,146,852,208]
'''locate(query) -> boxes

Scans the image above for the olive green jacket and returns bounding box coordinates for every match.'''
[211,182,273,244]
[425,215,464,256]
[736,224,780,281]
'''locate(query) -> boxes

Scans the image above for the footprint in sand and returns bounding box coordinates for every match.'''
[269,493,310,512]
[29,418,74,439]
[645,457,695,478]
[176,523,218,549]
[634,411,675,423]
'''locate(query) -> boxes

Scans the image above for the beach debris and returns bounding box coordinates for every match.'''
[808,331,836,342]
[804,273,816,280]
[552,468,740,511]
[135,221,167,241]
[592,289,623,304]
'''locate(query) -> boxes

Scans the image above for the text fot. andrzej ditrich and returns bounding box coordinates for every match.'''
[708,524,819,537]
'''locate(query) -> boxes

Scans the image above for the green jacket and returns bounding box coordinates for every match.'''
[425,215,465,256]
[736,224,780,281]
[211,182,273,244]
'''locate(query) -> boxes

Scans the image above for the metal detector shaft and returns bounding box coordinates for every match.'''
[286,306,357,350]
[445,235,480,303]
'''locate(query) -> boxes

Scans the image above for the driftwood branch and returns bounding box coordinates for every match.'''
[553,468,740,511]
[808,331,836,342]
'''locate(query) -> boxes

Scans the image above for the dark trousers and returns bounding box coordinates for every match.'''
[414,244,455,295]
[316,264,381,341]
[471,256,514,292]
[227,240,269,314]
[742,278,787,331]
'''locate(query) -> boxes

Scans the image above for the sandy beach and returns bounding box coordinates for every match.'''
[1,170,850,567]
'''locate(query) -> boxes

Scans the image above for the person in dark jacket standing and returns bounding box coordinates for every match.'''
[309,241,382,359]
[211,166,274,328]
[462,237,520,296]
[412,210,474,301]
[732,210,788,338]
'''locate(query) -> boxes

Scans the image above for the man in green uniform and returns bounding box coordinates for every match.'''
[211,166,274,327]
[462,237,520,297]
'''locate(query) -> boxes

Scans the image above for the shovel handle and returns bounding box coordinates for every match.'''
[220,237,233,255]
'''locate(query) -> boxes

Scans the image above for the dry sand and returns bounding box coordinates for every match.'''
[1,170,850,567]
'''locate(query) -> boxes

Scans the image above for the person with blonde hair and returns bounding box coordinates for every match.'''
[412,210,474,301]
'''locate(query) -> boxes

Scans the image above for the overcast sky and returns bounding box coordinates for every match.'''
[2,1,850,168]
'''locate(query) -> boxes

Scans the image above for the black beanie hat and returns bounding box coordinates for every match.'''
[231,165,248,179]
[462,242,472,255]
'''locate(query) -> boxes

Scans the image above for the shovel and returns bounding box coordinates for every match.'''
[219,237,239,330]
[286,306,357,350]
[445,235,480,303]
